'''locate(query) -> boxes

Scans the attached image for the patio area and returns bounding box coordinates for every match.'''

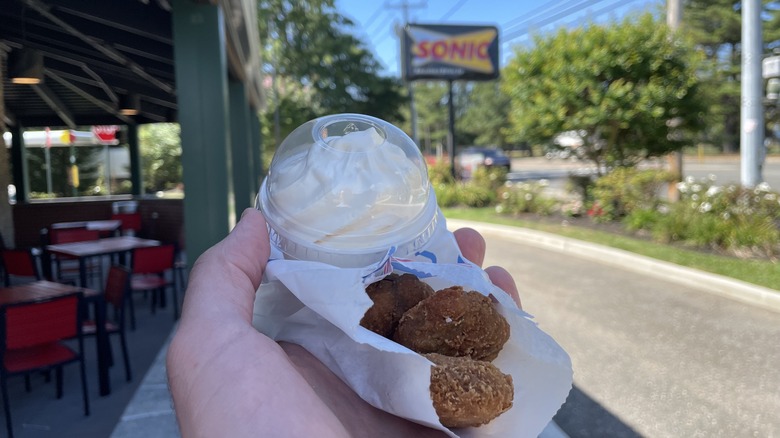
[1,291,179,438]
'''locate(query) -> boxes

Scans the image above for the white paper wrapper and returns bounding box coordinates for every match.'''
[252,215,573,438]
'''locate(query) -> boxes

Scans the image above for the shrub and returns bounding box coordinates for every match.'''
[590,167,675,221]
[496,181,557,216]
[651,178,780,257]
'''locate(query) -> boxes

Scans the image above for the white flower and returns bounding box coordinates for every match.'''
[705,186,722,197]
[685,176,695,184]
[501,191,510,200]
[707,174,717,182]
[691,194,700,201]
[495,205,504,213]
[755,182,771,193]
[722,212,731,220]
[691,184,702,193]
[504,181,514,188]
[699,202,712,213]
[763,193,776,202]
[676,182,688,193]
[524,193,533,201]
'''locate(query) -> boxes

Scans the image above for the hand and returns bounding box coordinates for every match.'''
[167,208,521,437]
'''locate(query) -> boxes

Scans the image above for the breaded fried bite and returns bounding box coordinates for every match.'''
[426,353,514,428]
[360,273,434,338]
[394,286,510,361]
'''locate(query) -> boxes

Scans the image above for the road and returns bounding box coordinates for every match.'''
[509,155,780,193]
[465,225,780,437]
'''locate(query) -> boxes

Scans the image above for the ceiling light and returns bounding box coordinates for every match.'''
[119,94,141,116]
[8,48,43,85]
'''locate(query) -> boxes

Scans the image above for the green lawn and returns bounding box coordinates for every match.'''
[442,207,779,291]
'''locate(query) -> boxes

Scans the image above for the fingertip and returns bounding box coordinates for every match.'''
[453,227,486,267]
[485,266,521,309]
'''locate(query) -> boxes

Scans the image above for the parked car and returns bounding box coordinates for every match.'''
[456,147,511,179]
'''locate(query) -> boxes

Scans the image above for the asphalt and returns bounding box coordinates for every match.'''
[9,217,776,438]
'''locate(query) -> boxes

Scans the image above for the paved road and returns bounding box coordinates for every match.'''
[509,155,780,193]
[465,224,780,438]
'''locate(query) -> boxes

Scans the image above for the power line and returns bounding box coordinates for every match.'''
[503,0,612,42]
[362,5,387,33]
[440,0,469,20]
[501,0,570,29]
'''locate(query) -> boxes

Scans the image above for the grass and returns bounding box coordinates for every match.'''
[442,207,779,291]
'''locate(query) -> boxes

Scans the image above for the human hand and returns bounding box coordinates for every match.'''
[167,209,520,437]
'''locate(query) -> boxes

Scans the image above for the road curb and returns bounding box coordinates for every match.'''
[446,219,780,314]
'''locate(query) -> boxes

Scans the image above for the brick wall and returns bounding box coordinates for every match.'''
[11,198,184,249]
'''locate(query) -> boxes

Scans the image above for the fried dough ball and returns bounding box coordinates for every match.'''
[394,286,510,361]
[426,353,514,428]
[360,273,435,338]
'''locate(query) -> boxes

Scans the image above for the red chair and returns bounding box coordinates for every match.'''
[112,213,142,236]
[83,266,132,382]
[129,244,178,330]
[0,249,41,286]
[47,228,102,287]
[0,293,90,438]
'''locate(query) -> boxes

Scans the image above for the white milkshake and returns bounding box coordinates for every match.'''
[257,114,439,267]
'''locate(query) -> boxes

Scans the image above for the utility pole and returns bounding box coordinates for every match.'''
[667,0,683,201]
[388,0,426,146]
[741,0,765,187]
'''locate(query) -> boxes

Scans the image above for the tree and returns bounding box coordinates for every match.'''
[139,123,182,194]
[683,0,780,152]
[503,14,706,173]
[257,0,407,152]
[459,81,512,148]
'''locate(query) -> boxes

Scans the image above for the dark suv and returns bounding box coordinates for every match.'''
[456,147,511,179]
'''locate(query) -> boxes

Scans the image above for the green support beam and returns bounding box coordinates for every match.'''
[173,0,232,262]
[229,80,253,217]
[127,124,142,196]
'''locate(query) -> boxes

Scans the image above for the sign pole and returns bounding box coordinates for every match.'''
[448,80,456,178]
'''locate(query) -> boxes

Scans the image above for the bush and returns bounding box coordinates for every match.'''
[590,167,675,221]
[650,178,780,257]
[496,181,557,216]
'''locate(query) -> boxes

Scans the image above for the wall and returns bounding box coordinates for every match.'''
[10,197,184,249]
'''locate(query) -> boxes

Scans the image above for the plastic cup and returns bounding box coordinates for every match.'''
[256,113,439,268]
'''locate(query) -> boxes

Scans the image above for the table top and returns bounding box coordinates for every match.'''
[0,280,98,307]
[46,236,161,258]
[50,219,122,232]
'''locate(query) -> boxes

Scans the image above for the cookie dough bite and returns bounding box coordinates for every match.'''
[360,273,435,338]
[426,353,514,428]
[394,286,510,361]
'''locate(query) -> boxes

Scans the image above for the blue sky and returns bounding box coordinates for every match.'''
[335,0,664,77]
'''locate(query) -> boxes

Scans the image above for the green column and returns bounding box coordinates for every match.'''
[9,124,29,204]
[251,110,264,198]
[229,80,253,217]
[127,124,142,196]
[173,0,232,262]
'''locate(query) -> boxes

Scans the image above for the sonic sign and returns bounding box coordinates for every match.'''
[402,23,499,81]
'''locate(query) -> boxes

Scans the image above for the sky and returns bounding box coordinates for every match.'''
[335,0,664,77]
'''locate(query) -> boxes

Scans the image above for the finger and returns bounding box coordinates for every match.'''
[485,266,521,309]
[184,209,270,320]
[453,227,485,267]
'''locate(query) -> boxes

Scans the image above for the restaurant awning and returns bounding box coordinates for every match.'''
[1,0,266,261]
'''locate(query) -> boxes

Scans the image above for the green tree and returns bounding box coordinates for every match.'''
[503,14,705,173]
[683,1,780,152]
[459,81,512,148]
[139,123,182,193]
[258,0,406,152]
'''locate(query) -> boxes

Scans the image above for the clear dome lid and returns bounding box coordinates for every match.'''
[256,113,438,268]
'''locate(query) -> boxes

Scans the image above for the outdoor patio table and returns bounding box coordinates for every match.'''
[45,236,161,288]
[0,280,113,396]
